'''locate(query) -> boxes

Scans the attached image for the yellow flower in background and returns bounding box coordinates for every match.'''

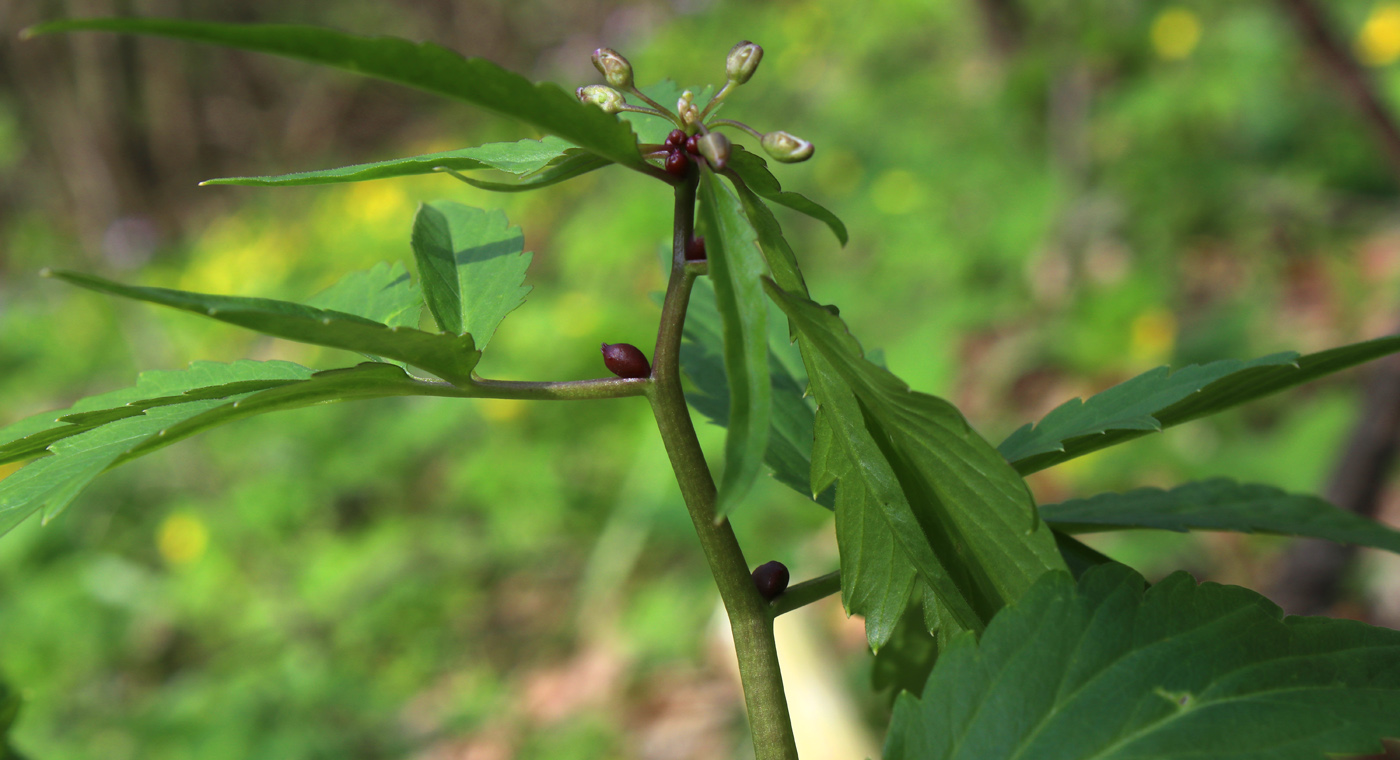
[1151,7,1202,61]
[157,512,209,566]
[1129,308,1177,366]
[480,398,526,423]
[1359,4,1400,66]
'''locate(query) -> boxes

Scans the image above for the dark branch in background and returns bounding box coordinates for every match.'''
[969,0,1025,58]
[1270,0,1400,616]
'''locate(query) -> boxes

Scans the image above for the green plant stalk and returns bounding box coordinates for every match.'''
[771,570,841,617]
[645,173,799,760]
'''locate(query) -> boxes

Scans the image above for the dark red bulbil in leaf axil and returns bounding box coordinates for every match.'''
[752,561,789,601]
[685,236,706,261]
[664,150,690,176]
[601,343,651,378]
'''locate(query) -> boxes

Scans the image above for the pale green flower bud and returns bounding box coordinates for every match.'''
[591,48,634,90]
[577,84,626,114]
[697,131,732,169]
[761,130,814,163]
[726,41,763,84]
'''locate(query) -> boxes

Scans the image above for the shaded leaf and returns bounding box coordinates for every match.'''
[409,202,531,348]
[1043,478,1400,553]
[885,563,1400,760]
[46,270,479,384]
[202,136,582,186]
[696,170,771,516]
[24,18,650,171]
[680,278,830,507]
[768,281,1065,645]
[1001,335,1400,474]
[728,145,848,245]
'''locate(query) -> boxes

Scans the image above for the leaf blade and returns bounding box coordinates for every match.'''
[697,171,771,517]
[1042,478,1400,553]
[728,145,848,245]
[409,202,531,348]
[885,563,1400,760]
[46,269,480,383]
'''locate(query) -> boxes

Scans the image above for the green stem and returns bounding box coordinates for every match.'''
[466,376,648,400]
[770,570,841,617]
[646,172,799,760]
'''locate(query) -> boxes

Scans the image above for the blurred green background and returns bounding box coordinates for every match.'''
[6,0,1400,758]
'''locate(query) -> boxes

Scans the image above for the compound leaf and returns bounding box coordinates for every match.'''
[697,170,771,517]
[46,269,480,384]
[306,261,421,328]
[409,202,531,348]
[768,282,1065,647]
[1000,335,1400,475]
[24,18,650,171]
[885,563,1400,760]
[1042,478,1400,553]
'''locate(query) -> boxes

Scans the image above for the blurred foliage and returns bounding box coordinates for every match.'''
[6,0,1400,758]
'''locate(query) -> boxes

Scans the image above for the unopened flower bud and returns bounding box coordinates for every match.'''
[677,90,695,117]
[726,41,763,84]
[760,130,814,163]
[591,48,634,89]
[697,131,732,170]
[577,84,625,114]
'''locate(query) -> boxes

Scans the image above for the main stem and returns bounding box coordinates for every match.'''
[646,173,800,760]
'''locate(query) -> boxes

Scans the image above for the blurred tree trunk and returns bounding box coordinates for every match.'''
[1270,0,1400,615]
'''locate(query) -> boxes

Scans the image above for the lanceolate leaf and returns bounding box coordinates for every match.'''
[1042,478,1400,552]
[728,174,811,300]
[0,361,475,536]
[23,18,650,172]
[768,281,1065,641]
[436,152,611,192]
[680,278,829,506]
[409,202,531,348]
[885,563,1400,760]
[0,360,314,534]
[728,145,848,246]
[306,261,421,328]
[46,270,480,384]
[697,170,771,517]
[1001,334,1400,474]
[202,137,583,186]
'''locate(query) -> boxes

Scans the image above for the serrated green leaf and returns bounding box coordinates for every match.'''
[436,151,611,192]
[696,171,771,517]
[1042,478,1400,553]
[115,363,474,466]
[409,202,531,349]
[768,281,1066,647]
[728,173,811,302]
[0,360,315,534]
[680,278,830,507]
[202,136,584,186]
[728,145,848,246]
[46,270,480,384]
[306,261,421,328]
[885,563,1400,760]
[1001,335,1400,474]
[23,18,650,172]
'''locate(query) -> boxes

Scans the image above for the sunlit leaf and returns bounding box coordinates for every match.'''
[435,151,611,192]
[885,563,1400,760]
[697,170,771,517]
[306,261,421,328]
[409,202,531,349]
[46,270,480,384]
[24,18,651,171]
[201,137,583,186]
[1043,478,1400,552]
[1000,335,1400,474]
[0,361,315,534]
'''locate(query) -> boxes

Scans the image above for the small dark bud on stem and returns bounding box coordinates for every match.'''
[601,343,651,378]
[664,150,690,176]
[752,561,790,601]
[666,129,687,148]
[685,134,700,156]
[685,236,706,261]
